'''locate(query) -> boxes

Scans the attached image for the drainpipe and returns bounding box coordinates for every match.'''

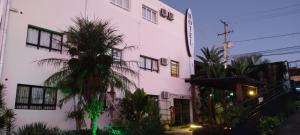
[0,0,10,78]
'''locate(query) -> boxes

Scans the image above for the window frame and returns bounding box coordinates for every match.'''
[15,84,58,110]
[107,48,122,62]
[26,25,63,53]
[142,5,157,24]
[111,0,130,11]
[140,55,159,72]
[171,60,179,77]
[112,48,122,62]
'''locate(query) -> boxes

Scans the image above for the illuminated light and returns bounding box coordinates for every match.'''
[229,92,234,96]
[296,87,300,90]
[209,94,213,97]
[190,124,203,129]
[248,90,255,96]
[224,127,228,130]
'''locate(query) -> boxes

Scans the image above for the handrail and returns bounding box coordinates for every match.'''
[247,89,287,120]
[223,83,290,123]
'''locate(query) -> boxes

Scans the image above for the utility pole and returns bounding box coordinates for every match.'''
[217,20,233,69]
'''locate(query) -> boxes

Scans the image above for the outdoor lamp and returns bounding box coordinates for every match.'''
[248,90,255,96]
[245,85,257,97]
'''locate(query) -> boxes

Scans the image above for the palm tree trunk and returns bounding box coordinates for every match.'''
[91,118,97,135]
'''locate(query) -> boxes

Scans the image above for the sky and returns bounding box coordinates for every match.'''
[161,0,300,63]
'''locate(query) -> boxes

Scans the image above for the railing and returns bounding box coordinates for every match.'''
[223,83,290,124]
[247,85,287,120]
[228,84,293,135]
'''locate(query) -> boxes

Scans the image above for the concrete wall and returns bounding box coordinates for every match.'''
[1,0,194,129]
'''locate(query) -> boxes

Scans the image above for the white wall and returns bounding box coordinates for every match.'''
[1,0,193,129]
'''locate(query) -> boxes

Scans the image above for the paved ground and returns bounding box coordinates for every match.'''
[165,131,192,135]
[276,110,300,135]
[165,127,192,135]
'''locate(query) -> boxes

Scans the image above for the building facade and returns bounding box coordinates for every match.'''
[0,0,195,129]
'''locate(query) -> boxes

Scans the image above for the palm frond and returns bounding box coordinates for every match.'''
[58,93,76,108]
[36,58,68,67]
[112,61,138,78]
[44,68,71,87]
[110,70,137,90]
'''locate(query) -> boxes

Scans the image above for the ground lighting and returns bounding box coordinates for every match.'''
[190,124,203,129]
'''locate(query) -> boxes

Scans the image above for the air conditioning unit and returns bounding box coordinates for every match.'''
[160,8,167,17]
[167,12,174,21]
[160,58,168,66]
[161,91,170,99]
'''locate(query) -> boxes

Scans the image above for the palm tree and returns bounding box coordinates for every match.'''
[0,84,5,131]
[197,47,225,78]
[196,47,227,125]
[38,17,137,135]
[0,84,15,135]
[231,54,269,76]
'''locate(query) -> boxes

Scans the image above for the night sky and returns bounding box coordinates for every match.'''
[161,0,300,63]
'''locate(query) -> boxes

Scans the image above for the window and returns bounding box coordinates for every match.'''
[112,49,122,62]
[111,0,130,10]
[140,55,159,72]
[142,6,157,23]
[15,84,57,110]
[106,48,122,62]
[26,25,63,52]
[171,60,179,77]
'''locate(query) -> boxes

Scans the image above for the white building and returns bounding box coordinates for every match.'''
[0,0,195,129]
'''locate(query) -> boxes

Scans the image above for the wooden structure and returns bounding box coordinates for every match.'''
[186,76,263,122]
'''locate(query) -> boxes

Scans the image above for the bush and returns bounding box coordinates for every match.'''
[14,122,109,135]
[63,129,109,135]
[258,116,281,135]
[222,105,247,128]
[124,116,165,135]
[13,122,63,135]
[0,84,16,135]
[120,88,165,135]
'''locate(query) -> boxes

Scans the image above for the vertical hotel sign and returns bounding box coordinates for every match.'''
[185,8,194,57]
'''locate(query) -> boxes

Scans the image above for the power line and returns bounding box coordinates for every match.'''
[262,50,300,56]
[257,45,300,54]
[231,45,300,57]
[289,60,300,63]
[228,3,300,24]
[230,3,300,20]
[232,32,300,43]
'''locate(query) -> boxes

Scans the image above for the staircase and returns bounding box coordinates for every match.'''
[230,84,294,135]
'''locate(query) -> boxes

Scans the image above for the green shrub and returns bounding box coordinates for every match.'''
[120,88,165,135]
[63,129,109,135]
[222,105,247,128]
[124,116,164,135]
[121,88,159,122]
[14,122,110,135]
[0,84,16,135]
[13,122,63,135]
[258,116,281,135]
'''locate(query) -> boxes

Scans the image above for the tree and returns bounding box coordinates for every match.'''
[120,88,164,135]
[197,46,225,78]
[0,84,16,135]
[38,17,137,135]
[231,54,269,76]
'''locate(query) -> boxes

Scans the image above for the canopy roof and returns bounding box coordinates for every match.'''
[185,76,263,90]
